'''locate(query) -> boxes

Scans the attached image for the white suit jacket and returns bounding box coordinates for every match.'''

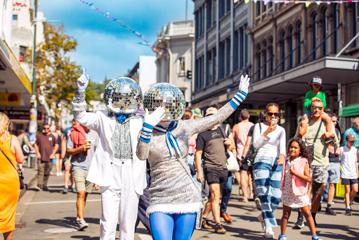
[75,110,147,195]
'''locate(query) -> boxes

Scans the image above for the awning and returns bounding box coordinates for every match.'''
[0,39,32,107]
[246,56,359,104]
[340,104,359,117]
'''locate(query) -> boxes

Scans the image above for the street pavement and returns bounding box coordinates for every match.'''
[14,167,359,240]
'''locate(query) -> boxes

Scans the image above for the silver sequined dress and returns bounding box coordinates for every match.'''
[137,103,235,215]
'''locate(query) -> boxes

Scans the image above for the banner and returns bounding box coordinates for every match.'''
[0,92,21,106]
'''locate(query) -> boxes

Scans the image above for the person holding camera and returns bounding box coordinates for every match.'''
[252,103,286,239]
[66,121,99,230]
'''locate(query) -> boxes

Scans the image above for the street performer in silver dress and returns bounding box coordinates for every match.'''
[72,72,147,240]
[136,75,250,240]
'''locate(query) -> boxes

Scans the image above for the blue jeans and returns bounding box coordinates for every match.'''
[220,172,233,213]
[149,212,196,240]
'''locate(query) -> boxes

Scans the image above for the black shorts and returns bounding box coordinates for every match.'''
[240,163,252,171]
[342,178,358,185]
[204,168,228,185]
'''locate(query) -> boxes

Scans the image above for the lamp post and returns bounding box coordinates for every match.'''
[29,0,38,140]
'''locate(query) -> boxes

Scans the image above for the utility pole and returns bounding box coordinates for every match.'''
[29,0,38,138]
[185,0,188,22]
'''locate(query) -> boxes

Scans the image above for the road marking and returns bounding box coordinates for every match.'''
[25,199,101,205]
[44,227,77,233]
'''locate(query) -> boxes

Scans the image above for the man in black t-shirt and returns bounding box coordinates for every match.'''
[195,107,235,233]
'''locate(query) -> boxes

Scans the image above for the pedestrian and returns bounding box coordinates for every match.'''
[296,98,335,227]
[73,74,147,240]
[136,75,250,240]
[232,109,254,202]
[340,134,358,216]
[17,128,33,164]
[325,113,341,216]
[66,122,98,230]
[304,76,327,113]
[0,112,24,240]
[342,116,359,148]
[278,138,319,240]
[253,103,286,239]
[195,107,235,233]
[33,123,59,191]
[50,124,66,176]
[63,121,74,194]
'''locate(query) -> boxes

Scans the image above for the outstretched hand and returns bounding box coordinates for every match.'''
[238,74,250,95]
[77,69,90,92]
[144,107,166,127]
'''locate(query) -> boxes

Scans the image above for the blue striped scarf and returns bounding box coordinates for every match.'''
[154,121,182,157]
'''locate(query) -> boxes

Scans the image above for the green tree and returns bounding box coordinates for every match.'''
[35,24,81,104]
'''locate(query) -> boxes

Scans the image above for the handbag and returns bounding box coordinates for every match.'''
[218,125,239,172]
[0,147,26,190]
[306,121,323,165]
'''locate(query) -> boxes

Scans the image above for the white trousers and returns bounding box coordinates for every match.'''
[100,162,140,240]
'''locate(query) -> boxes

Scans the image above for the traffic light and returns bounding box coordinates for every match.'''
[186,70,192,79]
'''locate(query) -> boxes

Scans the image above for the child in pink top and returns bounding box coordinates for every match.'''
[279,138,319,240]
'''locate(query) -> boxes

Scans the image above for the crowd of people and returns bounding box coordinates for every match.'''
[0,73,358,240]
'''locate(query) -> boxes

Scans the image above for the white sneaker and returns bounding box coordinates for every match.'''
[264,226,274,239]
[76,218,89,231]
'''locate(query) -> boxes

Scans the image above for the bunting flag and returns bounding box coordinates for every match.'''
[78,0,152,48]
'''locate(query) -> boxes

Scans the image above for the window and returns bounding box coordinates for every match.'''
[207,51,213,85]
[239,27,244,69]
[207,0,212,29]
[233,30,239,71]
[219,0,225,18]
[195,11,199,39]
[256,1,261,17]
[311,12,317,60]
[225,38,231,76]
[321,8,328,56]
[219,41,225,80]
[226,0,231,13]
[19,46,27,62]
[212,48,217,83]
[256,47,261,81]
[12,14,18,21]
[262,41,267,78]
[244,24,248,67]
[296,22,302,65]
[268,39,274,76]
[332,4,339,53]
[178,57,185,77]
[212,0,217,26]
[280,31,286,72]
[287,26,294,69]
[350,4,358,48]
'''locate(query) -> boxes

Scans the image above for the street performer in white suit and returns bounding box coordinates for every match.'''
[72,72,146,240]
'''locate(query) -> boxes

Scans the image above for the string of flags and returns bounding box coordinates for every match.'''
[78,0,152,48]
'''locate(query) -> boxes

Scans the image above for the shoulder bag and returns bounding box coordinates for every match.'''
[218,125,239,172]
[0,147,25,189]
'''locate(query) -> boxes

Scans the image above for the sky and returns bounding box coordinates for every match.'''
[39,0,193,83]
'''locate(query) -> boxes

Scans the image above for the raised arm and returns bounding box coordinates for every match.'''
[136,107,165,160]
[72,71,101,131]
[189,75,250,135]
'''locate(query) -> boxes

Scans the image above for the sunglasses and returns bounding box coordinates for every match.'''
[43,127,50,130]
[311,106,323,110]
[266,112,279,117]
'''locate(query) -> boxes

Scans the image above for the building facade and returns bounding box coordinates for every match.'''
[193,1,359,135]
[192,0,252,110]
[153,20,194,104]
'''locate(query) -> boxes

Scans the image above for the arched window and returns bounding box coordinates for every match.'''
[296,21,302,65]
[287,25,294,69]
[321,8,328,56]
[311,12,317,60]
[279,30,286,72]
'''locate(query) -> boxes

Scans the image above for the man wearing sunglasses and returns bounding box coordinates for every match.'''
[33,124,58,191]
[297,98,336,227]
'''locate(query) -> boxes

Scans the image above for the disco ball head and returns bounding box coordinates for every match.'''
[103,77,142,114]
[143,83,186,121]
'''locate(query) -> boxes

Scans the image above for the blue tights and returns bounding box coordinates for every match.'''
[149,212,196,240]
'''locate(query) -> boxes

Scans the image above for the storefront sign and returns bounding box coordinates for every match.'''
[0,92,21,106]
[1,109,42,120]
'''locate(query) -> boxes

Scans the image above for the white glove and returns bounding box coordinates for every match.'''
[77,69,89,92]
[238,74,250,95]
[144,107,165,127]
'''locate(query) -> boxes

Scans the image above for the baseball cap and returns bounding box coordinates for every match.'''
[205,107,218,116]
[311,76,322,85]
